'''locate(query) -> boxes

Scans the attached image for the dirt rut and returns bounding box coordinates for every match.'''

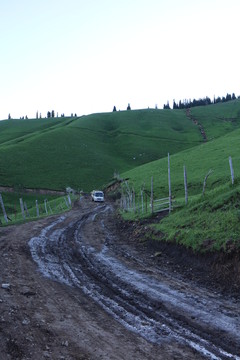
[29,200,240,359]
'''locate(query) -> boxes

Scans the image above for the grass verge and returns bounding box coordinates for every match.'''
[0,191,77,225]
[136,183,240,252]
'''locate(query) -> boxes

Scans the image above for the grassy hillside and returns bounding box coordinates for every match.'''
[0,191,74,224]
[0,117,67,145]
[155,183,240,252]
[1,101,240,251]
[121,127,240,198]
[0,100,240,194]
[190,100,240,140]
[121,127,240,251]
[0,109,203,191]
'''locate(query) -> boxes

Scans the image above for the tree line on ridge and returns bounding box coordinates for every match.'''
[163,92,238,110]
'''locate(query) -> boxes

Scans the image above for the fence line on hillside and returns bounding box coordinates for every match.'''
[120,154,173,215]
[120,154,237,216]
[120,184,173,215]
[0,194,74,225]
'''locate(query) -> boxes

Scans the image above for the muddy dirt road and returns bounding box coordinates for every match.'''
[0,198,239,359]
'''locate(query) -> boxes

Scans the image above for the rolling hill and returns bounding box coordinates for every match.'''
[1,100,240,251]
[121,124,240,199]
[0,108,205,191]
[120,104,240,251]
[0,101,239,193]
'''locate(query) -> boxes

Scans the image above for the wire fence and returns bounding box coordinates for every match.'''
[0,193,76,225]
[120,154,236,216]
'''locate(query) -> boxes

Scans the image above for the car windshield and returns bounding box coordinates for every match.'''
[95,192,103,197]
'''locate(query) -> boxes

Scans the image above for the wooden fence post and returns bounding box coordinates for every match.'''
[133,190,136,213]
[48,202,53,214]
[36,200,40,217]
[202,170,213,196]
[64,197,69,208]
[229,156,234,185]
[67,194,72,207]
[141,190,144,214]
[168,153,172,213]
[19,198,25,219]
[0,193,8,223]
[151,176,154,214]
[184,165,188,205]
[44,199,48,215]
[137,194,140,214]
[24,202,30,217]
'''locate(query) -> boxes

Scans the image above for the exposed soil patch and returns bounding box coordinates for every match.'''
[116,215,240,299]
[186,108,207,142]
[0,197,239,359]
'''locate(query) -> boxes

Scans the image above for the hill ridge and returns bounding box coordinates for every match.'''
[0,101,240,191]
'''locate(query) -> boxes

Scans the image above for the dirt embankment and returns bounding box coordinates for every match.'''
[117,215,240,299]
[0,197,239,360]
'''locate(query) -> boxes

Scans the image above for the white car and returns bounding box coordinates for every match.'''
[91,190,104,202]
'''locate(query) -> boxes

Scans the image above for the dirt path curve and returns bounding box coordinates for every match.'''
[0,198,239,359]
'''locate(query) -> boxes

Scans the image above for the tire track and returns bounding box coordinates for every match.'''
[29,205,240,360]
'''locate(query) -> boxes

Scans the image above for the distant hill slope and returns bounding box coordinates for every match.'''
[121,125,240,199]
[0,117,66,145]
[0,101,240,192]
[0,109,202,191]
[189,100,240,140]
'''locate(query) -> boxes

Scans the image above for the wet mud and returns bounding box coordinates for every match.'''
[27,199,240,359]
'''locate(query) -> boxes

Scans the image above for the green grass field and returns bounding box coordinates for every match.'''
[155,183,240,252]
[121,126,240,198]
[0,191,76,225]
[0,109,204,191]
[190,100,240,140]
[1,100,240,252]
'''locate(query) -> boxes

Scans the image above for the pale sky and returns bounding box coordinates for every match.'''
[0,0,240,120]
